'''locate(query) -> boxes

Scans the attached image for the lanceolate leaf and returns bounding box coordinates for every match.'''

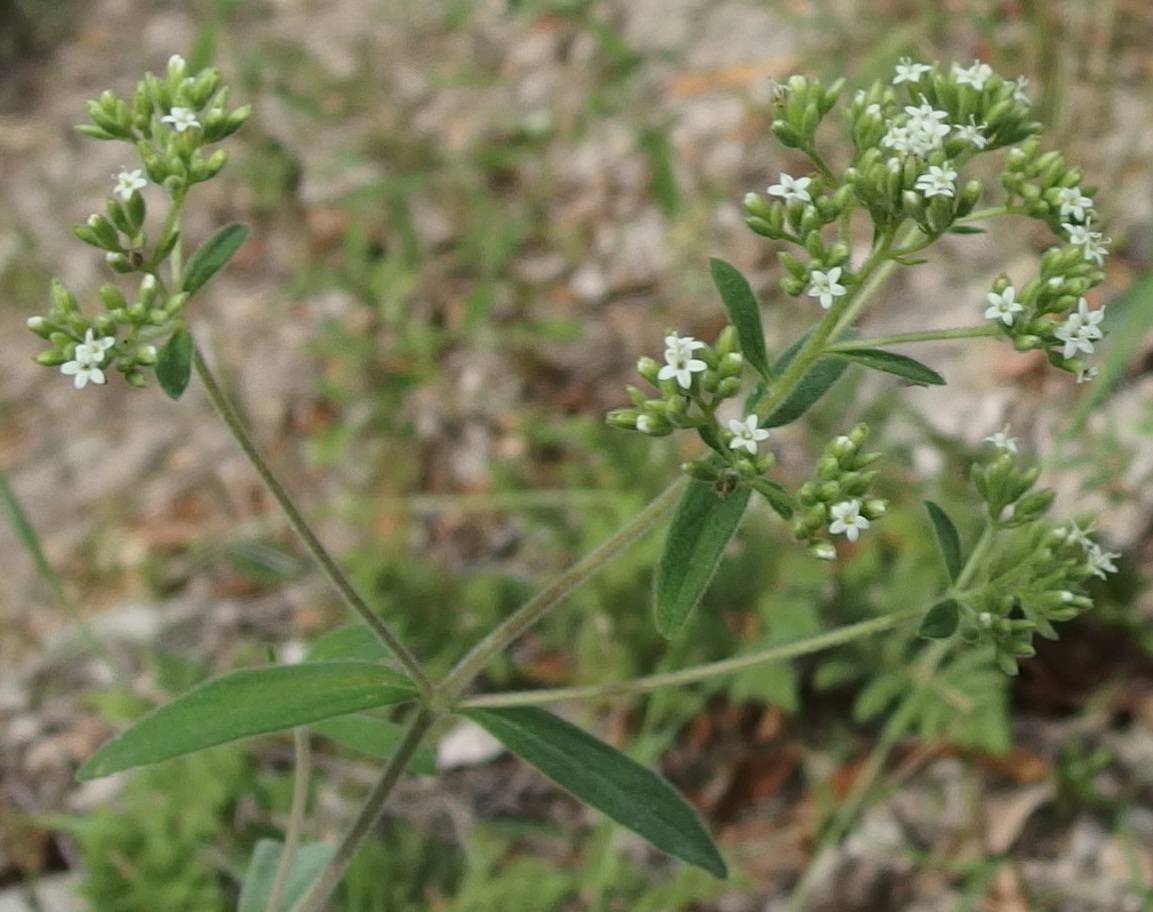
[78,662,416,780]
[762,356,849,428]
[708,258,771,381]
[463,707,727,878]
[311,714,437,774]
[305,624,389,663]
[654,481,750,637]
[837,348,946,386]
[238,840,336,912]
[182,223,250,296]
[924,500,963,582]
[919,599,960,639]
[155,328,194,400]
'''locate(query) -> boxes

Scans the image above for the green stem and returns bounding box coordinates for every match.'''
[439,478,687,699]
[832,223,922,336]
[826,324,1000,351]
[458,608,921,709]
[266,728,311,912]
[192,347,432,695]
[289,709,438,912]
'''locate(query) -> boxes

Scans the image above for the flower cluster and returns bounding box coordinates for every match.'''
[791,424,887,559]
[27,55,249,390]
[958,447,1119,673]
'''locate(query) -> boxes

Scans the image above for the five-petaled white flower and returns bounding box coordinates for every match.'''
[113,168,147,201]
[1056,186,1093,222]
[953,60,994,91]
[952,118,988,149]
[161,106,200,132]
[914,163,957,198]
[893,58,932,85]
[727,415,770,455]
[1012,76,1031,105]
[984,286,1023,326]
[767,173,812,204]
[60,329,115,389]
[658,332,708,390]
[984,424,1019,454]
[1087,542,1119,579]
[1076,363,1099,384]
[1053,298,1105,360]
[828,499,870,543]
[807,267,846,310]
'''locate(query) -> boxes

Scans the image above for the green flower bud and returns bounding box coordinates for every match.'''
[809,540,837,561]
[682,459,720,482]
[106,252,134,273]
[35,350,68,367]
[862,499,887,520]
[636,413,673,436]
[716,376,742,398]
[637,356,661,385]
[26,316,53,338]
[606,408,639,429]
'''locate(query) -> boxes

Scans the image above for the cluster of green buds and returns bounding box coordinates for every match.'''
[791,424,886,560]
[606,327,746,442]
[26,54,250,390]
[951,437,1119,673]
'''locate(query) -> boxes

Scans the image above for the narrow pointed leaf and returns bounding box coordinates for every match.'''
[311,714,437,774]
[762,356,849,428]
[837,348,945,386]
[238,840,336,912]
[654,481,750,637]
[155,328,194,400]
[78,662,416,780]
[751,478,794,519]
[305,624,389,663]
[919,599,960,639]
[709,258,771,381]
[924,500,963,582]
[463,707,726,878]
[182,223,249,295]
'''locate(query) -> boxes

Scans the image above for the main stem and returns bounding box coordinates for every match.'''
[192,348,432,695]
[289,709,438,912]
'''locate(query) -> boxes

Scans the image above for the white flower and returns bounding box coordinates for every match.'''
[1057,520,1096,551]
[984,424,1019,454]
[767,173,813,204]
[60,360,106,389]
[1087,542,1119,579]
[74,328,116,365]
[1076,363,1099,384]
[952,118,988,149]
[828,499,870,543]
[984,286,1024,325]
[161,106,200,132]
[1053,298,1105,360]
[807,267,847,310]
[953,60,994,91]
[658,332,708,390]
[1055,186,1093,222]
[893,58,932,85]
[904,101,950,126]
[914,163,957,198]
[1012,76,1031,105]
[727,415,770,455]
[113,168,147,201]
[1063,220,1110,265]
[59,331,115,389]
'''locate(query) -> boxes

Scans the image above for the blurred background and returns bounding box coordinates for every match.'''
[2,0,1152,909]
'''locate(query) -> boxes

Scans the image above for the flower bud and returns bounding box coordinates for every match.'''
[636,356,661,385]
[35,349,68,366]
[636,413,673,436]
[606,408,639,429]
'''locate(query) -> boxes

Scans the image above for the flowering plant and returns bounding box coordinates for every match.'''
[27,55,1120,910]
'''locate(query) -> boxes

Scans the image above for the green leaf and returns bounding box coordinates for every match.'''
[919,599,960,639]
[463,707,726,878]
[182,223,250,296]
[155,328,194,400]
[837,348,946,386]
[305,624,389,663]
[948,225,987,235]
[924,500,963,582]
[708,258,771,381]
[78,662,416,780]
[654,481,750,637]
[238,840,335,912]
[750,478,794,519]
[312,714,437,775]
[762,356,849,428]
